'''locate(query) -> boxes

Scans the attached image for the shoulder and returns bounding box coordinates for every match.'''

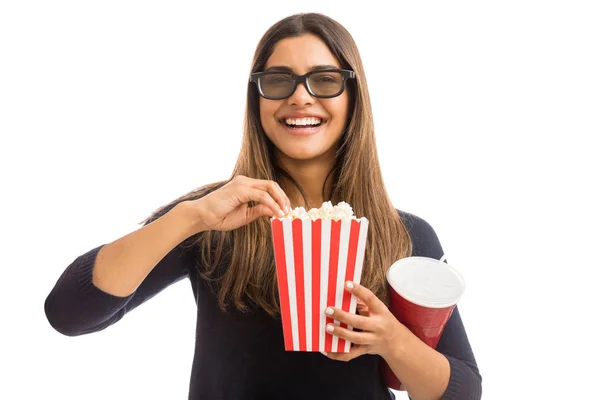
[396,209,445,259]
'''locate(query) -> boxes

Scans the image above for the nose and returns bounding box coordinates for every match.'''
[286,81,315,106]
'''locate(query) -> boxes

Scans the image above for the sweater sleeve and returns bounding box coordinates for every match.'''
[398,211,483,400]
[44,207,193,337]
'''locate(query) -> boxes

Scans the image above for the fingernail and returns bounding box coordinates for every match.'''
[325,307,334,316]
[320,351,328,356]
[346,281,354,289]
[286,205,292,213]
[279,209,285,217]
[326,324,334,332]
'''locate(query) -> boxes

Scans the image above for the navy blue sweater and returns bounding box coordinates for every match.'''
[45,209,482,399]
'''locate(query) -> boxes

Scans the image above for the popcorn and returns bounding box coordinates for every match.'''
[278,201,357,221]
[270,200,369,353]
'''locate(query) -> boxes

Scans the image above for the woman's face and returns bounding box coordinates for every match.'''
[259,34,350,164]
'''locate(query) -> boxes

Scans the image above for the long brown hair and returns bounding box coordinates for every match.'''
[142,13,412,316]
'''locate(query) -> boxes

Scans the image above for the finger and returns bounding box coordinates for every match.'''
[326,323,375,345]
[248,179,291,214]
[325,307,371,331]
[231,176,288,215]
[322,345,369,362]
[243,188,284,217]
[344,282,386,314]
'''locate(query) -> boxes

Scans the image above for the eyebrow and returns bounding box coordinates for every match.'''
[264,64,340,73]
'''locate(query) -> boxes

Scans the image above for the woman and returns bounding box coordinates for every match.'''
[45,12,481,400]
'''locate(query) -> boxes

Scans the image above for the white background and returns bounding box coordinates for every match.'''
[1,1,598,399]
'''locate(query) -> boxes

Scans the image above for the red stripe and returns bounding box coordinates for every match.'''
[272,220,293,350]
[325,220,341,352]
[337,220,362,352]
[311,219,321,351]
[292,219,306,351]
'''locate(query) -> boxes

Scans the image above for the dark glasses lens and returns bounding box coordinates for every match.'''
[307,71,344,96]
[256,70,348,100]
[260,73,295,99]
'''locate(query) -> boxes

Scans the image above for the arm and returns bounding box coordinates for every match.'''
[44,201,201,336]
[45,176,292,337]
[382,306,480,400]
[92,201,201,297]
[399,211,482,399]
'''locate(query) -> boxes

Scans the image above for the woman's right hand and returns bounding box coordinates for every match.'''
[189,175,292,232]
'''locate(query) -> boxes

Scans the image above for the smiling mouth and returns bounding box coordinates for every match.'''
[281,117,324,128]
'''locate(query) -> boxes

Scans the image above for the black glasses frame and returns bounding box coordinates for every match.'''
[249,69,356,100]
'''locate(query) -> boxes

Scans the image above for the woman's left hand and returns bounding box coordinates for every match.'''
[322,281,410,362]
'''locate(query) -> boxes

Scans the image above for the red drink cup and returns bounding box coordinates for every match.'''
[381,256,465,391]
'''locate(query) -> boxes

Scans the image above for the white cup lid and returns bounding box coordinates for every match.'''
[387,256,465,308]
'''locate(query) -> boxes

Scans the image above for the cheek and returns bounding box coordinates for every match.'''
[326,95,350,125]
[259,98,278,116]
[259,99,280,130]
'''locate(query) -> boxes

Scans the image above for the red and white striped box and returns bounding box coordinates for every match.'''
[271,217,369,353]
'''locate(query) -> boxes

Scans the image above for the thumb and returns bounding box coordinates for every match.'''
[356,299,370,316]
[246,204,275,223]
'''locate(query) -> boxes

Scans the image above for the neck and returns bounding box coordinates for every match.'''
[276,151,337,210]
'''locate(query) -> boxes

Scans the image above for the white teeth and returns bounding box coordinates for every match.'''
[284,117,322,126]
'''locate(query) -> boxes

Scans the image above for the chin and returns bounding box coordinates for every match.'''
[282,150,323,161]
[277,145,327,161]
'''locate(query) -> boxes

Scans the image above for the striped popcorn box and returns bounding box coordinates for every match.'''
[271,216,369,353]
